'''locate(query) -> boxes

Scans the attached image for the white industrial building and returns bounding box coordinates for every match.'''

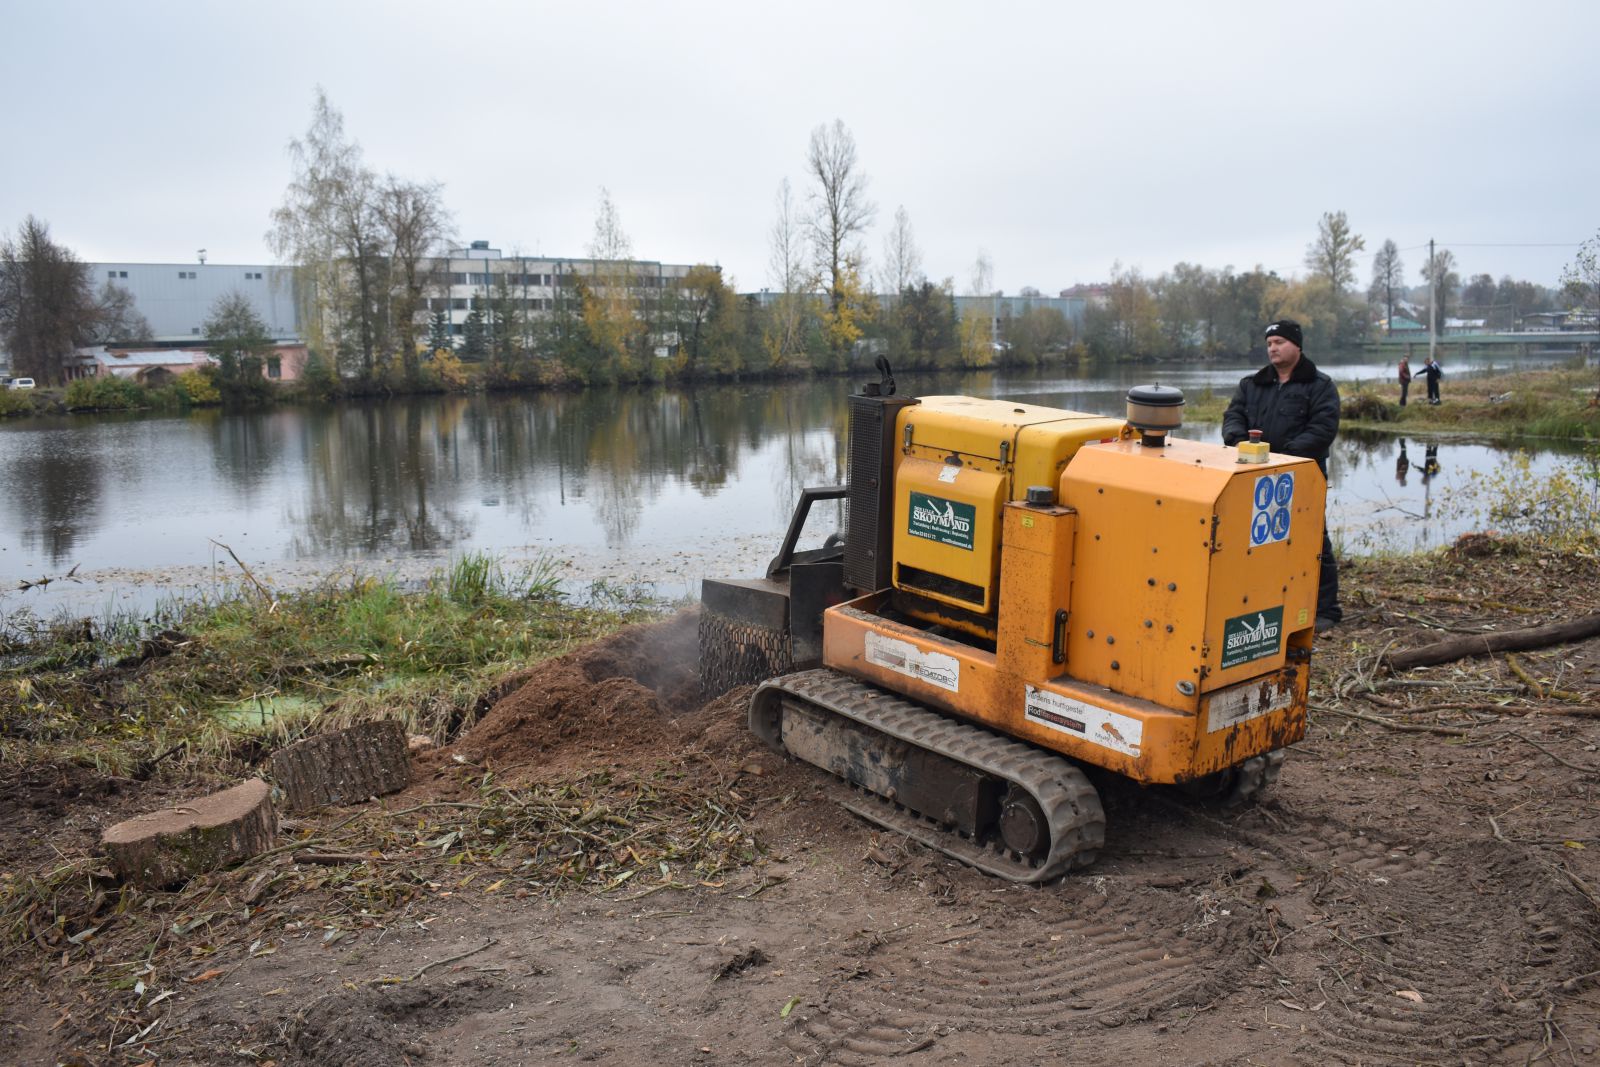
[89,243,700,349]
[92,262,301,342]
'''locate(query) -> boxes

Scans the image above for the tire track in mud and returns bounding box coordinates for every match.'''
[781,909,1226,1065]
[1193,806,1600,1063]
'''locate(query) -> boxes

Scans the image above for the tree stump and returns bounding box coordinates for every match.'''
[102,778,276,888]
[268,719,410,812]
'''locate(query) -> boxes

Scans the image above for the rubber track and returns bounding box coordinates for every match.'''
[753,668,1106,883]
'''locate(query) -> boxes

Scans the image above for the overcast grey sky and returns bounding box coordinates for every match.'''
[5,0,1597,293]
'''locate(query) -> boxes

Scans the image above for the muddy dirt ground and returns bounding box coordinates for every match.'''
[5,544,1600,1066]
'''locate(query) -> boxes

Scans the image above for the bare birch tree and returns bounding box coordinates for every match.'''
[377,176,451,383]
[268,88,386,381]
[1368,239,1404,332]
[959,250,998,367]
[969,250,994,297]
[765,178,811,370]
[805,120,875,368]
[585,187,641,378]
[879,205,923,296]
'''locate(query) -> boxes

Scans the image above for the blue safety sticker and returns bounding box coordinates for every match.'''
[1250,472,1293,545]
[1254,477,1274,510]
[1251,511,1272,546]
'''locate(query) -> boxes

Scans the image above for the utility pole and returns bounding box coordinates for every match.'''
[1427,238,1437,364]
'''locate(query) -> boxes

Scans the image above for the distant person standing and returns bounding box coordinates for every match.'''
[1222,319,1342,630]
[1421,355,1443,405]
[1397,356,1412,406]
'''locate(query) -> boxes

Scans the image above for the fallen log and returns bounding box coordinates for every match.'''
[1384,612,1600,672]
[103,779,276,888]
[268,719,410,812]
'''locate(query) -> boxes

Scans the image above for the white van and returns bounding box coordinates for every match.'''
[5,378,35,390]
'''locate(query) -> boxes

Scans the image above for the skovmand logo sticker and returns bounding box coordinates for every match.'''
[908,493,976,551]
[1221,606,1284,669]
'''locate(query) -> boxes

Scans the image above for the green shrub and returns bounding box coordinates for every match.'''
[0,389,33,416]
[296,350,339,400]
[64,375,147,411]
[175,369,222,406]
[1342,391,1395,422]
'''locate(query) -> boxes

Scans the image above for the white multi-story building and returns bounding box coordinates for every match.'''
[424,241,699,342]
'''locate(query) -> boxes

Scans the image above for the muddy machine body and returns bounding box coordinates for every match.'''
[700,372,1323,881]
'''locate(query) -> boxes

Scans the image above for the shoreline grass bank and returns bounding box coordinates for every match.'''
[0,553,660,776]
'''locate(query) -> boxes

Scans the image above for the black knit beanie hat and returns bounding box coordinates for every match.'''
[1264,319,1303,349]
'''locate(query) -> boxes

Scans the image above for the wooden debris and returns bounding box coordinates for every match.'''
[268,719,410,812]
[292,850,373,866]
[102,779,276,888]
[1384,612,1600,672]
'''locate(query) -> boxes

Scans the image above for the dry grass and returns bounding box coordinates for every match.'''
[1341,364,1600,440]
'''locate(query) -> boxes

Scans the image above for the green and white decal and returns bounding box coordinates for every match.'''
[908,492,976,551]
[1220,606,1284,669]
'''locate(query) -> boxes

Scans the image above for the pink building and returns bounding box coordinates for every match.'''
[69,344,309,384]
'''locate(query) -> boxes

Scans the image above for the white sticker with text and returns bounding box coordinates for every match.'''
[865,632,960,692]
[1205,676,1294,734]
[1024,685,1143,757]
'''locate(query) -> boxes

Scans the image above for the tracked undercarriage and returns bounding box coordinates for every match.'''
[753,669,1106,882]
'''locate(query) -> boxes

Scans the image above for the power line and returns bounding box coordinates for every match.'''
[1438,242,1581,248]
[1352,241,1576,262]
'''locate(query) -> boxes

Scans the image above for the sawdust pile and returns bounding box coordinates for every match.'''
[447,609,752,779]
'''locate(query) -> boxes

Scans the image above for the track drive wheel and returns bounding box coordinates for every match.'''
[999,786,1050,861]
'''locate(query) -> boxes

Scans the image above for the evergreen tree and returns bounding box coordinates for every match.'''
[298,350,339,400]
[461,300,487,360]
[489,283,522,362]
[426,309,452,354]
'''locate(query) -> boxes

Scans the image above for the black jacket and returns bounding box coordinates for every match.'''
[1221,355,1340,473]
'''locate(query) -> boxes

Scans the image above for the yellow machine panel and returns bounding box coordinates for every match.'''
[893,458,1005,612]
[1059,438,1325,708]
[896,396,1124,487]
[890,396,1124,614]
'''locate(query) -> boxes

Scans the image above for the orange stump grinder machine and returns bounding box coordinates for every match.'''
[700,364,1323,882]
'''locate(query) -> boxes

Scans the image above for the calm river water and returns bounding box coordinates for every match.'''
[0,352,1588,621]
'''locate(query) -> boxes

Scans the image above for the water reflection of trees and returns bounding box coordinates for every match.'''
[235,375,1043,560]
[467,382,847,550]
[208,408,285,499]
[5,433,103,565]
[287,399,476,556]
